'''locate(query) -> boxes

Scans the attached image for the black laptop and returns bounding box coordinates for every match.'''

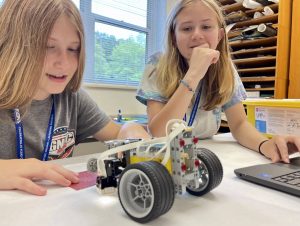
[234,157,300,197]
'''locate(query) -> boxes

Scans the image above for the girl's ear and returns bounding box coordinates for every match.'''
[218,28,225,42]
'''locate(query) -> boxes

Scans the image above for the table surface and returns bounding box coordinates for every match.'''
[1,133,300,226]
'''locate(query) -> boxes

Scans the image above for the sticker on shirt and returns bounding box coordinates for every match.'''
[49,126,75,160]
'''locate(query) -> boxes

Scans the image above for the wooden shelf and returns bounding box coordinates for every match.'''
[246,87,275,91]
[233,56,276,65]
[238,66,276,74]
[228,30,242,39]
[231,46,277,57]
[222,2,244,13]
[217,0,292,99]
[228,24,278,39]
[233,14,278,28]
[230,36,277,48]
[241,76,275,82]
[245,3,279,16]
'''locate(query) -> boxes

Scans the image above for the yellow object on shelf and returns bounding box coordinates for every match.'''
[243,99,300,137]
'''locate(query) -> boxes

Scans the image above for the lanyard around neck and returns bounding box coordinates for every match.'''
[13,97,55,161]
[183,86,202,126]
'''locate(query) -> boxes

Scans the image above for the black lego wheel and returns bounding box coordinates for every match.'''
[118,161,175,223]
[186,148,223,196]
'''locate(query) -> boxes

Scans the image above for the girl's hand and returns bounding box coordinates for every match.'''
[185,44,220,87]
[259,135,300,163]
[0,158,79,196]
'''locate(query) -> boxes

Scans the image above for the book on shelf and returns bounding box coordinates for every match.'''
[246,90,260,98]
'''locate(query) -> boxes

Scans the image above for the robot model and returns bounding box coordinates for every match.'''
[87,120,223,223]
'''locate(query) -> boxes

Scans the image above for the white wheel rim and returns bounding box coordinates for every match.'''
[119,169,155,218]
[188,160,209,192]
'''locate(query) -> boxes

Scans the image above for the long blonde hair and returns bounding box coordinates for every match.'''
[156,0,234,110]
[0,0,85,110]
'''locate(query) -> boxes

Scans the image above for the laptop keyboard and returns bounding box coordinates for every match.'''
[272,171,300,187]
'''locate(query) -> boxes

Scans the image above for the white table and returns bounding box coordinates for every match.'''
[1,134,300,226]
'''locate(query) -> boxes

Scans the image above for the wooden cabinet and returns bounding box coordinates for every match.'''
[288,0,300,98]
[217,0,292,99]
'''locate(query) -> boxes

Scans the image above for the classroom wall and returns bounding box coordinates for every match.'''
[167,0,178,13]
[83,0,178,116]
[83,84,146,116]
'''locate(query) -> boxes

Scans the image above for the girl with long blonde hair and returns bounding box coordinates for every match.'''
[137,0,300,163]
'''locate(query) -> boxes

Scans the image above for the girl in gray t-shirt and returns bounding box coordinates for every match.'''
[0,0,148,196]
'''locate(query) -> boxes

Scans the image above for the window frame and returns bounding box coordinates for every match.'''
[79,0,166,88]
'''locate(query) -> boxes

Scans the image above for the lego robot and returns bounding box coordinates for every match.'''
[87,120,223,223]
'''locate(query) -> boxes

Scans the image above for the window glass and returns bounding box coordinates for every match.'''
[92,22,146,85]
[77,0,165,86]
[71,0,80,8]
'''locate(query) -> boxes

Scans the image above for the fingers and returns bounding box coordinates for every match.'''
[0,159,80,196]
[270,135,300,163]
[193,45,220,62]
[285,136,300,154]
[274,136,290,163]
[34,163,79,187]
[12,178,47,196]
[195,44,220,64]
[186,45,221,83]
[269,149,281,163]
[189,47,220,75]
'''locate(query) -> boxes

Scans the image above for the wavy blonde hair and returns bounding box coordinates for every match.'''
[156,0,234,110]
[0,0,85,110]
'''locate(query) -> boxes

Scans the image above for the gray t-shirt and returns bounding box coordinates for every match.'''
[0,88,110,160]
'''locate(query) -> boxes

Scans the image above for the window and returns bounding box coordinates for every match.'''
[71,0,80,8]
[78,0,166,86]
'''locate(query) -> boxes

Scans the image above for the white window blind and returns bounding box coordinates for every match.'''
[77,0,166,86]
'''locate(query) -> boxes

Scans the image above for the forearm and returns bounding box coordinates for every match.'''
[117,122,150,139]
[230,120,268,153]
[148,84,194,137]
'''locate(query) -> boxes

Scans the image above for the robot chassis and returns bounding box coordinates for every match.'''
[87,120,223,223]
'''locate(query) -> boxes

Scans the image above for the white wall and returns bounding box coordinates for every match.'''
[167,0,178,13]
[83,84,146,116]
[84,0,178,116]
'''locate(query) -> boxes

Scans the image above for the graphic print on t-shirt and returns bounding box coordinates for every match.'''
[49,126,75,160]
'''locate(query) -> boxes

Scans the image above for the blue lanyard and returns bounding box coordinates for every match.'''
[13,97,55,161]
[184,87,202,126]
